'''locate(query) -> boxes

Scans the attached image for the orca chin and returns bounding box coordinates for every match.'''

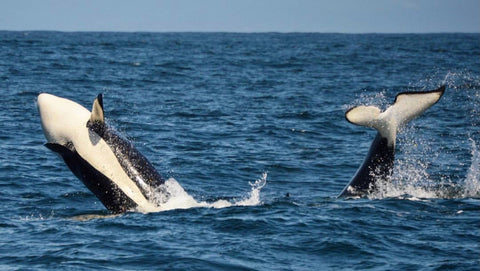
[38,93,165,213]
[339,86,445,198]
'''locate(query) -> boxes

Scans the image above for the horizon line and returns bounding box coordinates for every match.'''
[1,29,479,35]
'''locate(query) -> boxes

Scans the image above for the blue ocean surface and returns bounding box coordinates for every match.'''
[0,32,479,270]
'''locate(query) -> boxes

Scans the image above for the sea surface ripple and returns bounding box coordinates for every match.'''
[0,32,479,270]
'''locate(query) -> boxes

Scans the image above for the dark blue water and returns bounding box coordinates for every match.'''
[1,32,479,270]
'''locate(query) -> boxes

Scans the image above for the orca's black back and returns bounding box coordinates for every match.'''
[339,133,395,197]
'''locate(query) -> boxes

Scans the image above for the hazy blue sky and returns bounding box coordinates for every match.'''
[1,0,479,33]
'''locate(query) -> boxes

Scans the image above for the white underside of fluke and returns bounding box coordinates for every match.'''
[37,93,159,213]
[345,89,444,147]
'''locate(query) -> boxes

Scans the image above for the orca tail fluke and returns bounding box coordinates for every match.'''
[339,86,445,198]
[345,86,445,147]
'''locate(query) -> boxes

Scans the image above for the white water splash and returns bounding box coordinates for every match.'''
[71,213,121,221]
[463,139,480,198]
[367,135,480,200]
[358,73,480,199]
[145,172,267,212]
[21,210,56,221]
[370,168,437,200]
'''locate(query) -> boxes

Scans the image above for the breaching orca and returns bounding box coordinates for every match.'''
[37,93,164,213]
[339,86,445,197]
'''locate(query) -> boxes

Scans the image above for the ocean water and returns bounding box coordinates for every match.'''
[0,32,479,270]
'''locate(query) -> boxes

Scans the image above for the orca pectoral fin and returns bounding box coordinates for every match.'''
[90,94,104,124]
[86,94,106,136]
[45,142,75,156]
[45,142,83,178]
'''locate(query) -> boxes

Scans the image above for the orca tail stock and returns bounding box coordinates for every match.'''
[339,86,445,198]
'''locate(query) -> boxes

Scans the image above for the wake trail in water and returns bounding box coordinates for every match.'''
[148,172,267,212]
[67,173,267,220]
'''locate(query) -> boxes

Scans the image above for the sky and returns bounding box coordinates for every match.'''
[0,0,479,33]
